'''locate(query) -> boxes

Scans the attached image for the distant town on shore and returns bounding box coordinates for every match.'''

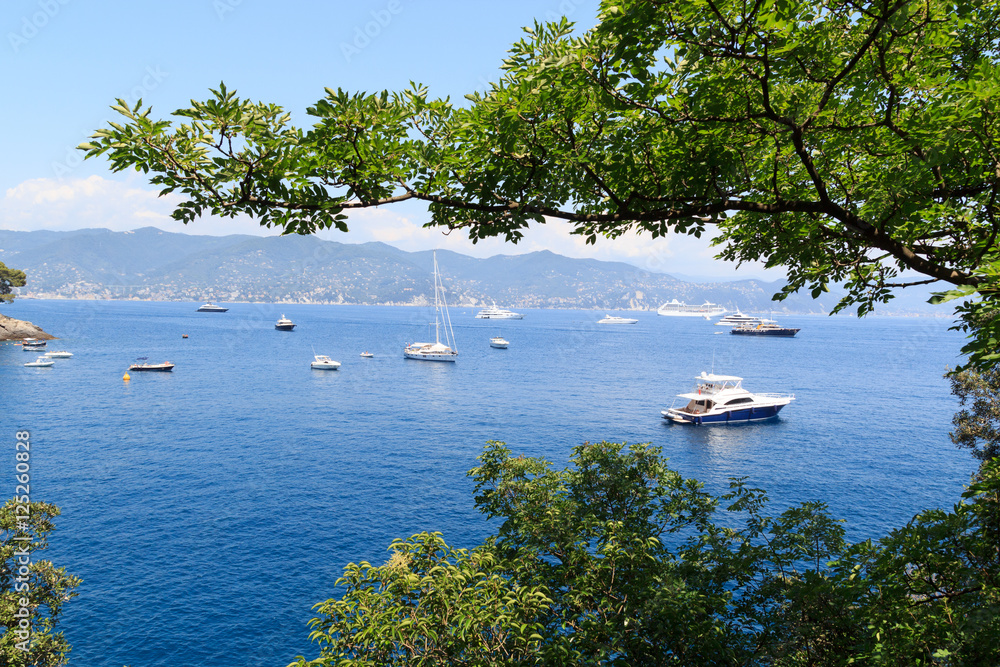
[0,227,943,315]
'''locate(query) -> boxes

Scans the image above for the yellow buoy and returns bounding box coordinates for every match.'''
[123,373,131,381]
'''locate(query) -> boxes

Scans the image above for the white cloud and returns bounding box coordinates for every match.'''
[0,175,271,236]
[0,176,784,280]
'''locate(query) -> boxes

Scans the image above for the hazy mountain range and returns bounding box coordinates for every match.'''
[0,227,943,314]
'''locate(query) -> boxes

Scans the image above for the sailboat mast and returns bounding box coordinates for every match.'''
[433,251,442,345]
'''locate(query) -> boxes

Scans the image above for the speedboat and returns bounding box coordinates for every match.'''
[44,351,73,358]
[475,304,523,319]
[662,372,794,424]
[490,336,509,349]
[730,319,800,337]
[128,358,175,372]
[275,315,296,331]
[657,300,727,317]
[598,314,638,324]
[311,355,341,370]
[360,351,374,358]
[24,356,55,367]
[197,303,229,312]
[715,311,762,327]
[405,252,458,362]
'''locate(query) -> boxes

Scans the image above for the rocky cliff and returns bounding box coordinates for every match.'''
[0,313,55,341]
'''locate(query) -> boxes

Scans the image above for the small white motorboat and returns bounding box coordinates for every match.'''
[598,314,638,324]
[275,315,296,331]
[311,355,341,370]
[490,336,509,349]
[44,351,73,358]
[360,351,374,358]
[24,356,55,367]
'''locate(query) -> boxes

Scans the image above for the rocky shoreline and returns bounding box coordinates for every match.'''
[0,312,55,341]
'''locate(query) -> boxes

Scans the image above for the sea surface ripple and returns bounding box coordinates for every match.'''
[0,300,976,666]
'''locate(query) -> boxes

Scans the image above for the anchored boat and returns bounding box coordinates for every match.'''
[598,314,638,324]
[128,357,175,372]
[730,319,800,337]
[656,300,727,317]
[196,303,228,312]
[310,355,341,370]
[404,252,458,362]
[475,304,523,319]
[662,372,794,425]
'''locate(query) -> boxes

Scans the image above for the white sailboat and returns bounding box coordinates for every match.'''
[404,252,458,362]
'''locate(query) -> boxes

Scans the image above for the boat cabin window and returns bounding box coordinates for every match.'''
[684,399,714,413]
[724,397,753,406]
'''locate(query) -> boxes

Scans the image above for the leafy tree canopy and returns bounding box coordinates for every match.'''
[81,0,1000,366]
[950,366,1000,464]
[1,499,81,667]
[290,442,1000,666]
[0,263,26,304]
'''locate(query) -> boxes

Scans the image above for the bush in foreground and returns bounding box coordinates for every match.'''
[1,499,81,667]
[291,442,1000,666]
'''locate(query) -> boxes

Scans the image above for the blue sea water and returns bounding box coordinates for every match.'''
[0,299,977,666]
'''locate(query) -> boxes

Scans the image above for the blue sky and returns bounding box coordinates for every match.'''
[1,0,782,280]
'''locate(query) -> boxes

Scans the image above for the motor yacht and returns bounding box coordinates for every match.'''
[44,351,73,358]
[311,355,341,370]
[475,304,523,319]
[662,372,794,425]
[715,311,762,327]
[730,319,800,337]
[490,336,509,349]
[196,303,229,312]
[275,315,296,331]
[598,314,639,324]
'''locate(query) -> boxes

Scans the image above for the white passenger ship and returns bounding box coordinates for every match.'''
[656,300,727,317]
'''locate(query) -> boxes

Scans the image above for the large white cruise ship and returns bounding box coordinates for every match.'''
[474,304,523,319]
[656,300,727,317]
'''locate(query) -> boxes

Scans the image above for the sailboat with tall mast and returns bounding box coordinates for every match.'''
[404,252,458,362]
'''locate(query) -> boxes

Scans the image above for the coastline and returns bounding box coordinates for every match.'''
[0,312,55,341]
[7,294,950,317]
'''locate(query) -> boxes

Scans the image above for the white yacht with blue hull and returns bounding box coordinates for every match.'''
[662,372,794,425]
